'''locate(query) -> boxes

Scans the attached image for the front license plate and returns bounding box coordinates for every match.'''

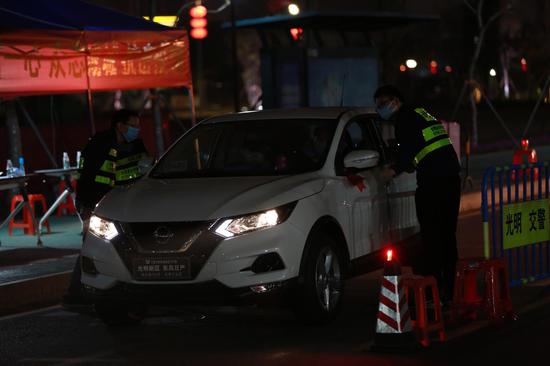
[133,257,191,280]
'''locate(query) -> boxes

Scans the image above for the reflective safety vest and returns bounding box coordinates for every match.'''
[115,151,147,185]
[412,108,452,167]
[88,148,146,187]
[93,148,117,186]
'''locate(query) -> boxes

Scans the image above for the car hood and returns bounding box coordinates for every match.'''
[94,174,325,222]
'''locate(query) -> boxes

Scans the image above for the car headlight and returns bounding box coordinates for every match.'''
[214,202,297,238]
[89,215,119,241]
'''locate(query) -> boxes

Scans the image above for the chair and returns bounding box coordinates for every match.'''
[403,275,446,347]
[451,257,514,323]
[8,194,51,235]
[56,179,77,216]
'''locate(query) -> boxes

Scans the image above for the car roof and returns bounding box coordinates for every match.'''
[202,107,377,124]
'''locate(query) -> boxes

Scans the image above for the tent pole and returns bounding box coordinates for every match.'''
[188,86,196,126]
[5,100,22,166]
[151,88,165,157]
[83,31,96,136]
[86,87,95,136]
[230,0,239,112]
[149,0,164,158]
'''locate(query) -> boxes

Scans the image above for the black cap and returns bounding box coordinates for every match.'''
[373,85,405,103]
[111,109,139,129]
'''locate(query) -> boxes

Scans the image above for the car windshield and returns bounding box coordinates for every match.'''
[150,118,336,178]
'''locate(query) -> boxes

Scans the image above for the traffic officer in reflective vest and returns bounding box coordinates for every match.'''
[374,85,461,304]
[76,108,149,211]
[63,108,149,307]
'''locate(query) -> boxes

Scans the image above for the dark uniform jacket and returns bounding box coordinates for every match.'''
[76,129,148,209]
[392,105,461,186]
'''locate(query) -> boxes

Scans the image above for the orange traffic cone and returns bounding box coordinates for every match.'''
[370,249,418,352]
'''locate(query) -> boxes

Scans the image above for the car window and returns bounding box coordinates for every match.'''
[150,118,337,178]
[334,117,378,175]
[149,125,220,176]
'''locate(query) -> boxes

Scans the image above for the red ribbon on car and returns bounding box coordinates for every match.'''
[346,174,366,192]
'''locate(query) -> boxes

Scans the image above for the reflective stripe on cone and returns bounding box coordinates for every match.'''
[376,276,412,334]
[370,257,418,353]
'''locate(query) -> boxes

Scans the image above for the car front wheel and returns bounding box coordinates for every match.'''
[291,231,345,324]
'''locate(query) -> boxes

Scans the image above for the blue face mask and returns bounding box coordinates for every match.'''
[377,102,398,120]
[123,126,140,142]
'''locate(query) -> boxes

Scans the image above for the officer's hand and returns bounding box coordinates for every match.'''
[381,167,396,183]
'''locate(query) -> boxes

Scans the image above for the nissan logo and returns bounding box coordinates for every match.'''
[153,226,175,244]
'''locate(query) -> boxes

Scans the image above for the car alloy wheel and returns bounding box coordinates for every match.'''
[290,230,346,324]
[314,246,342,312]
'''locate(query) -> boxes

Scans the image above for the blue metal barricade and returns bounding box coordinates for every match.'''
[481,162,550,286]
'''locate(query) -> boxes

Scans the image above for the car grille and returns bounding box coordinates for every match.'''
[112,221,222,281]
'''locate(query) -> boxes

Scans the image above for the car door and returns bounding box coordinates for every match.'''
[335,116,389,259]
[370,119,419,243]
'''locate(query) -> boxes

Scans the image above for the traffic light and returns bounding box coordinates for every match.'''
[289,27,303,41]
[189,5,207,40]
[430,60,438,75]
[520,58,527,73]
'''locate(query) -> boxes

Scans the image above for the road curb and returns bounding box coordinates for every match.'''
[0,271,71,316]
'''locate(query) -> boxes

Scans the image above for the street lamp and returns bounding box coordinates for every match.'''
[405,59,417,69]
[288,3,300,16]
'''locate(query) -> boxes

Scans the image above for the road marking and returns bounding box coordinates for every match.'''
[0,305,61,322]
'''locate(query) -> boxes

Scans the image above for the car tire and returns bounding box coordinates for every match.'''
[94,301,147,326]
[290,231,346,325]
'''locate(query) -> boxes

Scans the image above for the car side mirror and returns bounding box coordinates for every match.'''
[138,157,155,175]
[344,150,380,170]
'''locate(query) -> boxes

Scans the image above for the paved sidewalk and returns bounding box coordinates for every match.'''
[0,215,82,251]
[0,215,81,315]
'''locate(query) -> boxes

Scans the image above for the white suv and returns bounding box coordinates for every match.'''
[81,108,418,325]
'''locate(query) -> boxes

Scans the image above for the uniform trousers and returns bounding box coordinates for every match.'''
[414,175,461,301]
[66,204,92,299]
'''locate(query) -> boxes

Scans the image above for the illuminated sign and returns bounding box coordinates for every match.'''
[502,199,550,249]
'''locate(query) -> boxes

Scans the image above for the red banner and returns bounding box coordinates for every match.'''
[0,30,192,97]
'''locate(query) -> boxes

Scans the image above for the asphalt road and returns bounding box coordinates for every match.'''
[0,273,548,366]
[2,151,549,365]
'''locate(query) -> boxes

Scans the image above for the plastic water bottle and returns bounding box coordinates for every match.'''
[63,152,70,169]
[18,157,25,176]
[5,159,13,176]
[76,151,82,169]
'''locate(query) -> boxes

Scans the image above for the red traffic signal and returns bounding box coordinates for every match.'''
[520,58,527,73]
[189,5,208,40]
[290,27,303,41]
[430,60,438,75]
[189,5,207,18]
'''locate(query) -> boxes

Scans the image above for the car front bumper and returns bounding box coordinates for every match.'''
[81,220,306,300]
[83,278,299,306]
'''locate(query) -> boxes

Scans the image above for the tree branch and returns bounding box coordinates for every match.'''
[463,0,476,14]
[485,3,512,29]
[477,0,484,28]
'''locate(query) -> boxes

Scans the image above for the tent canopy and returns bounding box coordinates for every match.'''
[0,0,169,31]
[0,0,192,98]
